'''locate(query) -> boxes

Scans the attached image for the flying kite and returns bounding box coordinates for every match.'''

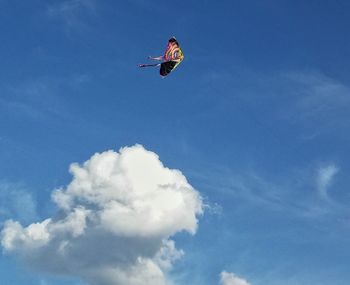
[139,37,184,77]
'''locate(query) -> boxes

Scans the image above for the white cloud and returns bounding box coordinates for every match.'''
[1,145,203,285]
[220,271,251,285]
[316,164,339,199]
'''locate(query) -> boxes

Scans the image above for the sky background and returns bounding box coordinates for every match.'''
[1,1,350,285]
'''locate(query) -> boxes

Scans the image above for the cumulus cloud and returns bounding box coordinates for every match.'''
[220,271,250,285]
[316,164,339,199]
[1,145,203,285]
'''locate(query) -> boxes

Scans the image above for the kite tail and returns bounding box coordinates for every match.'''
[138,63,161,68]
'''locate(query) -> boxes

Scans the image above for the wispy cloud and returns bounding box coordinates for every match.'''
[191,159,347,225]
[316,164,339,200]
[1,75,89,123]
[200,68,350,140]
[0,182,38,225]
[46,0,96,32]
[277,71,350,138]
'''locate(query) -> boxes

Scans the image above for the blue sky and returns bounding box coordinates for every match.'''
[1,1,350,285]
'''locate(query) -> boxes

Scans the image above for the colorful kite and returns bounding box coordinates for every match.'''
[139,37,184,77]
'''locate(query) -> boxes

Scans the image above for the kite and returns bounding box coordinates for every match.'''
[139,37,184,77]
